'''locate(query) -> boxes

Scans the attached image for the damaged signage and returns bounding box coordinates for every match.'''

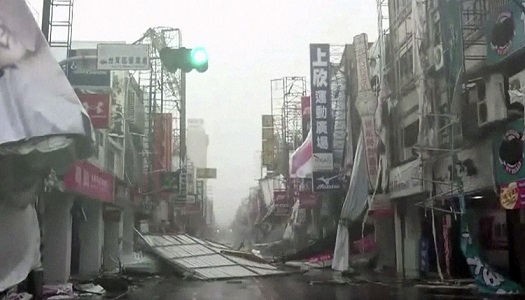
[312,171,342,192]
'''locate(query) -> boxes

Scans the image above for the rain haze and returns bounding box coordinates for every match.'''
[28,0,377,227]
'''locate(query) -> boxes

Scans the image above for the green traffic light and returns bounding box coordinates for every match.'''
[191,47,208,66]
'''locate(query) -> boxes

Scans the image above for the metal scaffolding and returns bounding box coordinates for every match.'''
[134,28,183,176]
[42,0,74,58]
[270,77,307,175]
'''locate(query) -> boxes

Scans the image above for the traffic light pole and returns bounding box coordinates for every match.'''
[180,71,187,168]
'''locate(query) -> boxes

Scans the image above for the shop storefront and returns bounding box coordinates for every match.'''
[432,139,500,279]
[62,160,115,277]
[388,158,429,278]
[493,118,525,283]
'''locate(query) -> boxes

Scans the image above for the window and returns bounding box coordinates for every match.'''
[397,47,414,87]
[403,120,419,148]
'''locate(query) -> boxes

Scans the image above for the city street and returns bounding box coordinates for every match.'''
[124,270,497,300]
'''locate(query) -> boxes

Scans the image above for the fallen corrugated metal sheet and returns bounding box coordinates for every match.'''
[140,234,294,280]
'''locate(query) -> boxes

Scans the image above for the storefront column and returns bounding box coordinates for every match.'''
[403,203,422,278]
[42,194,73,284]
[78,200,103,276]
[121,204,135,257]
[374,216,396,270]
[103,210,123,271]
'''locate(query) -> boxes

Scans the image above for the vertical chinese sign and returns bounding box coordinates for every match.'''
[310,44,339,192]
[261,115,275,171]
[353,33,380,191]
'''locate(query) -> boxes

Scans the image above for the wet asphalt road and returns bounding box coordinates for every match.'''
[123,270,516,300]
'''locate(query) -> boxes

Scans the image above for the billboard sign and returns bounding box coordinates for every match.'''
[273,190,290,216]
[153,113,173,173]
[309,44,333,155]
[67,49,111,88]
[486,1,525,66]
[160,171,180,192]
[97,43,150,70]
[354,33,380,189]
[261,115,275,168]
[312,171,342,192]
[75,90,110,129]
[196,168,217,179]
[299,191,319,209]
[64,160,114,203]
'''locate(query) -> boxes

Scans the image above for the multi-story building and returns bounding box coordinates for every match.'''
[42,41,146,282]
[380,0,524,285]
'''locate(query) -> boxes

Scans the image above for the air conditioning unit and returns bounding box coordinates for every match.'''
[433,44,444,71]
[477,73,507,127]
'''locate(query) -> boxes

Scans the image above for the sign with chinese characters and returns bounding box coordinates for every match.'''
[75,90,110,128]
[486,1,525,66]
[354,33,380,191]
[64,160,114,203]
[312,171,342,192]
[261,115,276,169]
[196,168,217,179]
[67,49,111,88]
[274,190,290,216]
[97,44,150,70]
[310,44,333,156]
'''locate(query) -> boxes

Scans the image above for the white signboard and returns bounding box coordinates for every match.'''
[389,158,425,199]
[97,44,150,70]
[313,153,334,171]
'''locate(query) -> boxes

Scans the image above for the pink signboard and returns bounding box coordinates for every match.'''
[299,191,319,209]
[64,160,114,203]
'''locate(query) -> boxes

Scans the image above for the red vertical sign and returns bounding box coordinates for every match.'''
[153,113,173,190]
[301,96,311,141]
[75,90,110,129]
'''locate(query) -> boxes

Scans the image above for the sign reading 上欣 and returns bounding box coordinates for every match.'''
[97,44,150,70]
[310,44,334,193]
[310,44,333,156]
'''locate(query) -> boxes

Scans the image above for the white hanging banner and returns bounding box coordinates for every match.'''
[0,0,92,146]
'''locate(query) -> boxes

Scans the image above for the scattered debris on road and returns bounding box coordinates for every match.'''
[139,233,298,280]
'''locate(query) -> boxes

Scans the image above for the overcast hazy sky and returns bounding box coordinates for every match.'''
[28,0,377,227]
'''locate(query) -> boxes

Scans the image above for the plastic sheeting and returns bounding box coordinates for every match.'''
[0,0,92,147]
[289,130,313,178]
[332,135,368,271]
